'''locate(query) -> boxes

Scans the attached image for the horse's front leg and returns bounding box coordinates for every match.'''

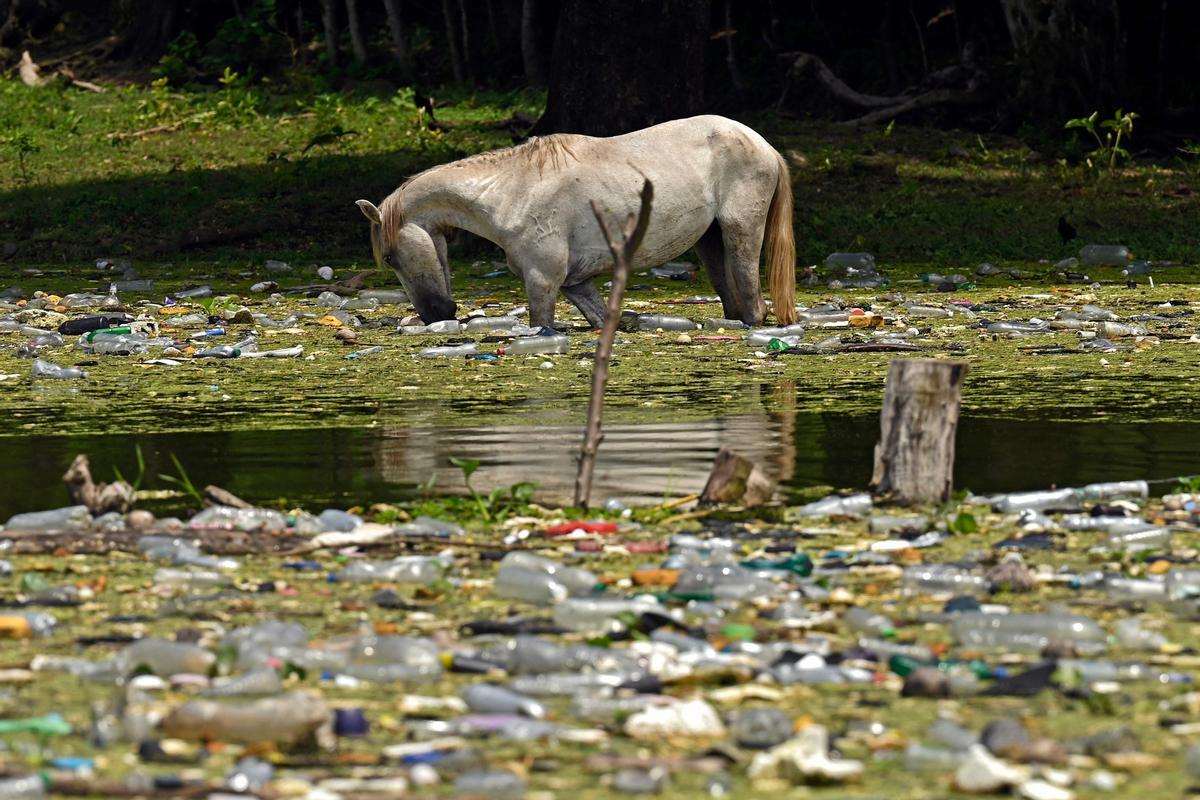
[514,254,567,329]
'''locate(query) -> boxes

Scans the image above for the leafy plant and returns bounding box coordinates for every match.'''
[158,453,205,506]
[2,129,39,185]
[1175,475,1200,494]
[154,31,200,85]
[448,456,535,522]
[1065,109,1139,172]
[112,444,147,492]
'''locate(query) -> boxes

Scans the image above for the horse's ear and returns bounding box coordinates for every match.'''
[356,199,382,225]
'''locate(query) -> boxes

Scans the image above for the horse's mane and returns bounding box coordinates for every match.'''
[378,135,581,247]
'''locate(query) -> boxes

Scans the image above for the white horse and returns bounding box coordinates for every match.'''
[356,114,797,328]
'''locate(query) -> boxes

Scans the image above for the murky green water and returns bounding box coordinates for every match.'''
[2,408,1195,516]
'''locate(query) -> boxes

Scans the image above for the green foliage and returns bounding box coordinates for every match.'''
[1174,475,1200,494]
[154,31,201,85]
[112,444,147,492]
[158,453,205,506]
[1,129,38,185]
[448,456,535,523]
[949,511,978,535]
[1065,109,1139,172]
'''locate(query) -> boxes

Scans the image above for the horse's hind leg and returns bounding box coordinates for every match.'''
[562,280,607,328]
[718,213,768,326]
[694,221,740,320]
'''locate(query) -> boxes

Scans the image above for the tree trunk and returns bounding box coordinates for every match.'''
[320,0,339,67]
[126,0,181,63]
[532,0,711,136]
[344,0,367,63]
[520,0,544,87]
[722,0,744,95]
[1000,0,1123,121]
[457,0,473,83]
[382,0,412,78]
[870,359,968,505]
[441,0,464,83]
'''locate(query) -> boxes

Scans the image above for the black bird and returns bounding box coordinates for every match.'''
[1057,215,1078,245]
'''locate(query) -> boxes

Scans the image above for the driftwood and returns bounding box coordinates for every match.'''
[870,358,968,504]
[286,270,377,296]
[574,176,654,508]
[699,448,775,507]
[18,50,46,87]
[62,454,134,515]
[203,484,252,509]
[779,50,984,127]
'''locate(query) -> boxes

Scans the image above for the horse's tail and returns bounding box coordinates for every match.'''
[765,150,797,325]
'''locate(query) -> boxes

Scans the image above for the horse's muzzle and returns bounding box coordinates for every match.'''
[416,295,458,324]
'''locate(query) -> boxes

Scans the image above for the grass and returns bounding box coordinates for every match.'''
[1,77,1198,265]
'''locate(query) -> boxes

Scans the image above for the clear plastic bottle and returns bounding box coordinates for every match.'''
[203,668,283,697]
[153,568,230,590]
[824,253,876,270]
[992,488,1081,513]
[1165,569,1200,601]
[905,743,967,770]
[1096,321,1148,338]
[316,290,342,307]
[903,565,989,595]
[117,637,216,676]
[160,691,329,745]
[195,345,241,358]
[795,493,872,517]
[426,319,461,333]
[635,315,699,331]
[0,775,46,799]
[552,596,665,632]
[1079,244,1131,265]
[673,564,775,600]
[498,333,569,354]
[335,557,443,585]
[4,505,91,531]
[494,565,569,604]
[345,346,384,359]
[465,315,521,332]
[1114,618,1168,650]
[462,683,546,718]
[358,289,409,305]
[419,343,477,358]
[31,359,87,379]
[951,612,1106,651]
[844,606,896,638]
[508,671,629,697]
[1107,527,1172,550]
[498,551,598,595]
[454,771,526,798]
[1102,575,1166,601]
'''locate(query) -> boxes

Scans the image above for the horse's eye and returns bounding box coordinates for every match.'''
[383,253,393,265]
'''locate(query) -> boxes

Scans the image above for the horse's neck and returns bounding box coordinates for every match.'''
[403,167,506,244]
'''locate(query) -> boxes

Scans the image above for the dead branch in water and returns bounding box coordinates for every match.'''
[574,176,654,509]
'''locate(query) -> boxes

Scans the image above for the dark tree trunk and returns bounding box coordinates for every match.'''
[0,0,20,49]
[344,0,367,63]
[382,0,412,78]
[722,0,745,95]
[320,0,339,67]
[441,0,464,83]
[533,0,711,136]
[1000,0,1124,120]
[127,0,181,63]
[520,0,545,88]
[457,0,473,83]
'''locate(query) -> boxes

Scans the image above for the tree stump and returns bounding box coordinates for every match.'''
[870,358,968,505]
[700,448,775,507]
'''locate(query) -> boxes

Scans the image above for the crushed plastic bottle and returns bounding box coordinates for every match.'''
[498,333,569,355]
[795,493,872,517]
[635,314,699,331]
[419,343,478,358]
[1079,244,1131,265]
[31,359,87,379]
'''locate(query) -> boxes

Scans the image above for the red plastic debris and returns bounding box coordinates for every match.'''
[543,520,619,536]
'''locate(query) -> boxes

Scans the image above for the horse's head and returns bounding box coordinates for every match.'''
[356,199,457,323]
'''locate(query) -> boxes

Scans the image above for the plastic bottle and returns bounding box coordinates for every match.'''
[673,564,775,601]
[455,771,526,798]
[992,488,1081,513]
[176,285,213,299]
[58,313,134,335]
[345,346,384,359]
[1096,321,1148,338]
[358,289,409,305]
[419,343,477,358]
[195,345,240,358]
[650,262,696,279]
[203,669,283,697]
[152,568,230,590]
[1107,527,1172,550]
[705,318,747,330]
[494,565,569,604]
[335,557,444,585]
[903,565,989,596]
[117,638,216,676]
[1165,570,1200,601]
[4,505,91,531]
[188,506,288,532]
[986,319,1048,335]
[241,345,304,359]
[465,315,521,332]
[498,333,569,355]
[508,671,630,697]
[462,683,546,718]
[159,691,329,745]
[636,315,699,331]
[89,333,150,355]
[426,320,461,333]
[951,612,1106,651]
[552,596,665,632]
[824,253,875,270]
[1122,260,1152,276]
[1079,244,1131,265]
[31,359,87,379]
[1102,575,1166,602]
[138,536,240,569]
[1114,618,1168,650]
[795,493,872,517]
[339,297,378,311]
[498,551,598,595]
[0,611,57,638]
[905,743,967,770]
[225,757,274,793]
[0,775,46,799]
[1057,659,1187,684]
[844,606,896,638]
[316,291,342,307]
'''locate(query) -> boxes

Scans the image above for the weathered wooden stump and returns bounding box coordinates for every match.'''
[700,448,775,507]
[870,358,968,504]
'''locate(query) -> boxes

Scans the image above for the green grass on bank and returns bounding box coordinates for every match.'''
[1,77,1198,266]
